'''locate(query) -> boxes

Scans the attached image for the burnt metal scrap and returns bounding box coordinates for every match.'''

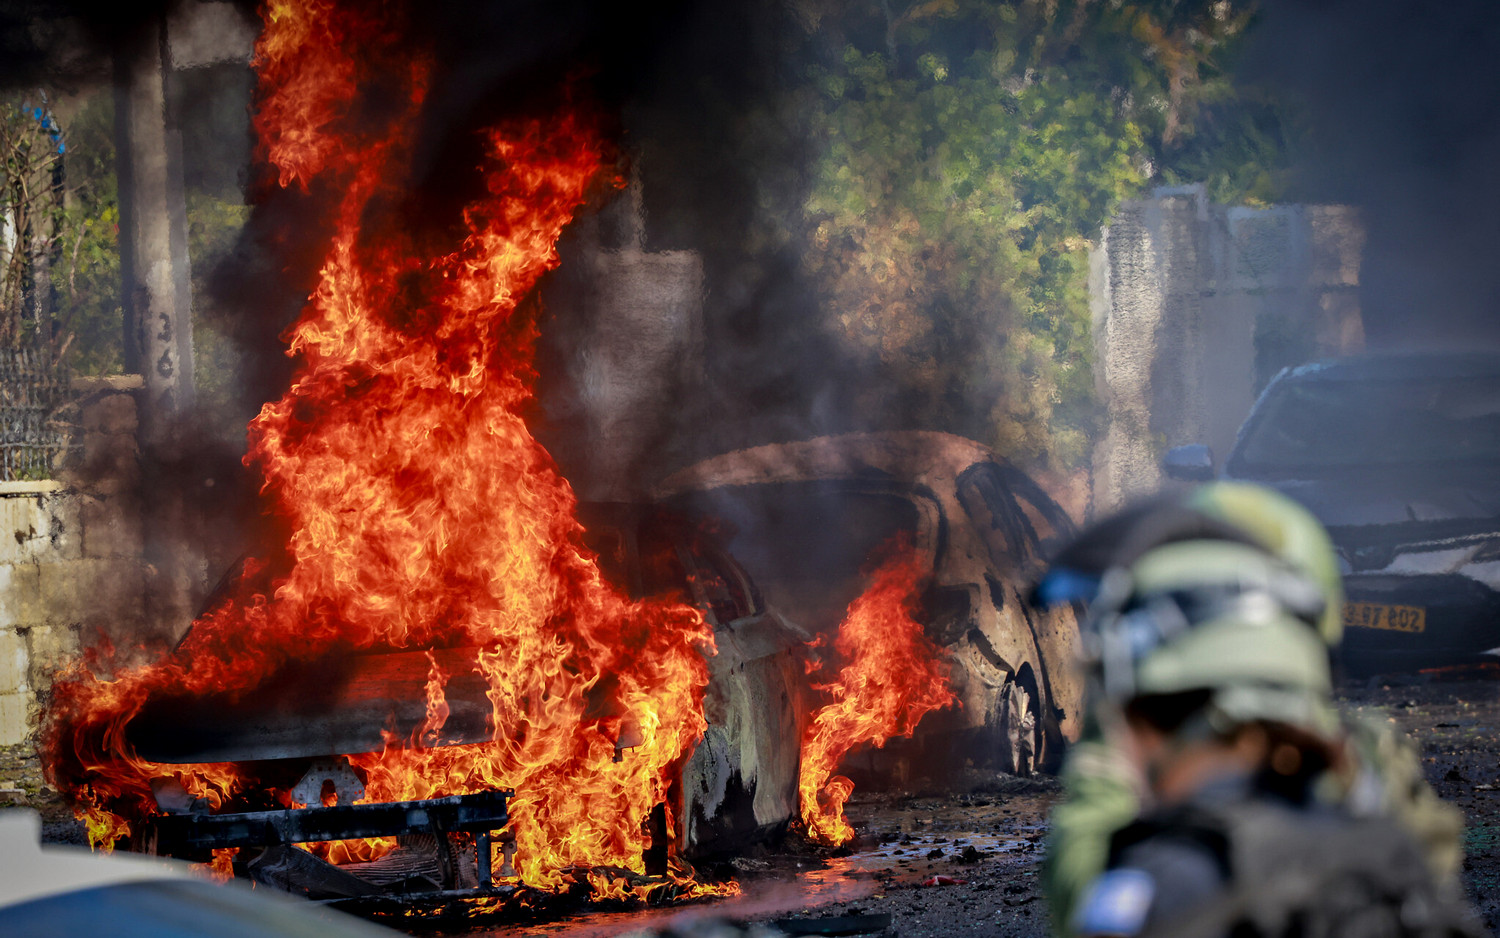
[245,844,385,899]
[145,787,514,854]
[144,788,513,900]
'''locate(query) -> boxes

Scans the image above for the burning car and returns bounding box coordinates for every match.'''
[575,504,810,858]
[36,0,855,917]
[105,503,807,898]
[655,431,1086,778]
[42,5,748,905]
[1168,351,1500,674]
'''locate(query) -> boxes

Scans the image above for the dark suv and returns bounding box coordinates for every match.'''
[1184,352,1500,674]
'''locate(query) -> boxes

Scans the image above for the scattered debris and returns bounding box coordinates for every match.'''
[918,875,967,887]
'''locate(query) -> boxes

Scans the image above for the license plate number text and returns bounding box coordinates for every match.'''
[1343,602,1426,633]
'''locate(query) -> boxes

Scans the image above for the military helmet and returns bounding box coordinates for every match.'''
[1037,482,1343,734]
[1184,481,1344,646]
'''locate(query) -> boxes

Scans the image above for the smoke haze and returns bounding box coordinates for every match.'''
[9,0,1500,517]
[1250,0,1500,346]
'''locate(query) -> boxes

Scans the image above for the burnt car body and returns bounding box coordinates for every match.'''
[1199,352,1500,673]
[124,502,808,896]
[574,503,809,858]
[655,431,1085,777]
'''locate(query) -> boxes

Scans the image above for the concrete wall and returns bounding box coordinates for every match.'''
[1091,186,1365,512]
[0,376,146,745]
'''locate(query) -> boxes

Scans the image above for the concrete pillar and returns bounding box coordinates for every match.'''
[115,13,195,438]
[113,12,198,635]
[110,2,255,636]
[1090,188,1365,514]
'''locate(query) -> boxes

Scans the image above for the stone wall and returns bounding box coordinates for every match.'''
[0,376,146,746]
[1090,186,1366,512]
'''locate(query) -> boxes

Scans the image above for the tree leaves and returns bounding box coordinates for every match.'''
[782,0,1286,472]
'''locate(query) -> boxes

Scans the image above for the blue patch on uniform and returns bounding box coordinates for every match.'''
[1074,867,1156,936]
[1035,568,1101,607]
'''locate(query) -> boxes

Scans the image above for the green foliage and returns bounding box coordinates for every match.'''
[9,86,253,406]
[0,93,68,352]
[0,90,127,372]
[786,0,1293,471]
[2,88,255,395]
[801,45,1141,467]
[50,93,124,374]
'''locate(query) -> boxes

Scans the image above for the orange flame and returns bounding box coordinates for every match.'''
[208,848,238,881]
[418,651,450,750]
[797,537,955,846]
[41,0,723,897]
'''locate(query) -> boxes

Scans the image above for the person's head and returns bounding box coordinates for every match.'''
[1116,689,1344,807]
[1036,483,1345,803]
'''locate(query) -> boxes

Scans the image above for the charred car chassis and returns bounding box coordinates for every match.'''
[143,788,515,899]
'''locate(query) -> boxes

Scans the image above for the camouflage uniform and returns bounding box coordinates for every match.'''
[1035,484,1467,936]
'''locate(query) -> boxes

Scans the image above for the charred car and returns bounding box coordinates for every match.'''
[122,504,807,897]
[655,431,1086,778]
[575,503,809,857]
[1168,351,1500,674]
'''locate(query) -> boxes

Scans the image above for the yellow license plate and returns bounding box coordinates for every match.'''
[1343,602,1426,633]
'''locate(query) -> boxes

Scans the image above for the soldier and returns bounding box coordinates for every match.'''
[1035,483,1474,938]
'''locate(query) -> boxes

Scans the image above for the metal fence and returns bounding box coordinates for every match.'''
[0,348,72,481]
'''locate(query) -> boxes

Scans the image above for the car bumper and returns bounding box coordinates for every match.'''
[1340,573,1500,674]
